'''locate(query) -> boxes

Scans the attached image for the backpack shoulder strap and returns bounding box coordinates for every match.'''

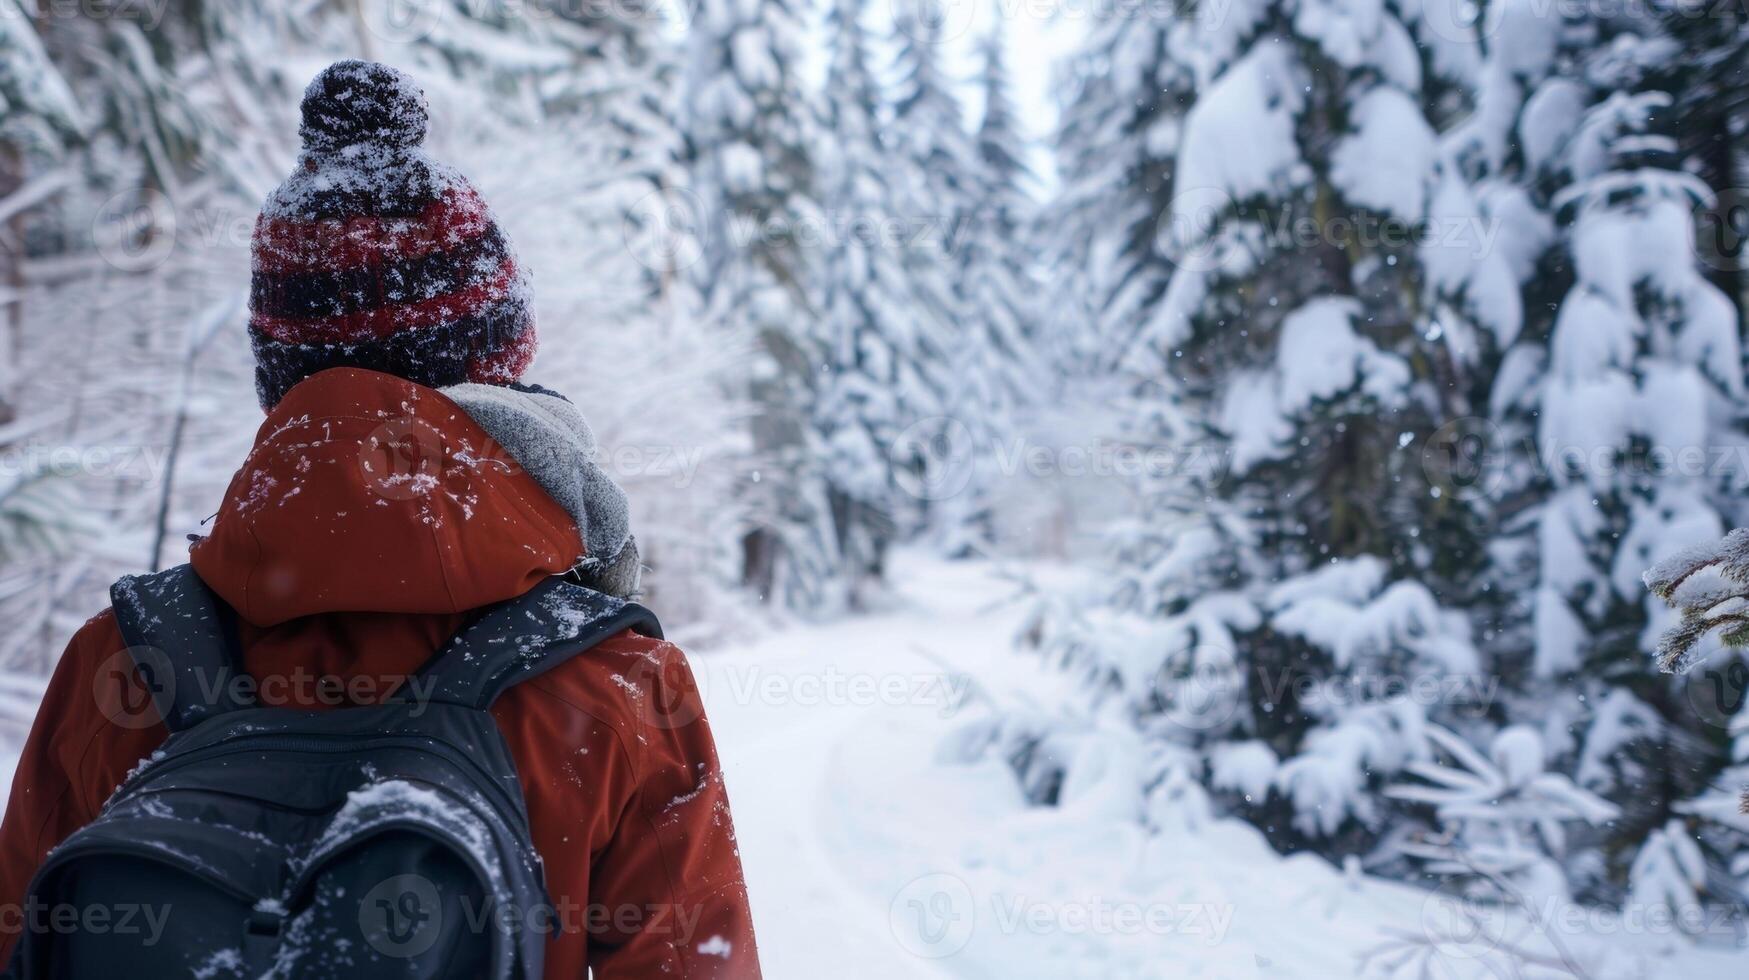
[413,578,662,710]
[109,564,252,732]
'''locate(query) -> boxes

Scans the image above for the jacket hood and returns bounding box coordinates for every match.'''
[191,367,584,628]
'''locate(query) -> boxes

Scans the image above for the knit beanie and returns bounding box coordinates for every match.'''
[248,60,536,409]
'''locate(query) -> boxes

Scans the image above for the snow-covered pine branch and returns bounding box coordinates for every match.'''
[1646,529,1749,814]
[1387,725,1617,899]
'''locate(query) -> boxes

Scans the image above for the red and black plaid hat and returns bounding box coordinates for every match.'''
[249,60,536,408]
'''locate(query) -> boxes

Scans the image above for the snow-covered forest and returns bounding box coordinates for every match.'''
[4,0,1749,975]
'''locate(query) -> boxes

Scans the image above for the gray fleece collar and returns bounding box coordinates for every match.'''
[441,382,632,567]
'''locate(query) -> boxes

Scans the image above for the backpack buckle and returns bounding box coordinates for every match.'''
[243,903,287,963]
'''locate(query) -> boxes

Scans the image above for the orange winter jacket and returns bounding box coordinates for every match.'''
[0,368,760,978]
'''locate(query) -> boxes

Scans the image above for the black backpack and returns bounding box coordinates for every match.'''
[9,564,659,979]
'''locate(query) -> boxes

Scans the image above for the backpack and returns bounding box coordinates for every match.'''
[9,564,660,979]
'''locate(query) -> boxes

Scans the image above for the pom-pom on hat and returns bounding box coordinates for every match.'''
[248,60,536,409]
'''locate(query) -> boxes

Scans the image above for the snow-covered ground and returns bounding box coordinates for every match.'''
[704,553,1747,979]
[0,554,1739,977]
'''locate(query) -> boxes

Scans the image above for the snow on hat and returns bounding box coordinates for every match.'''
[248,60,536,409]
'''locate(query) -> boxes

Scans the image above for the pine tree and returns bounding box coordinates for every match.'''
[877,1,986,552]
[1657,0,1749,310]
[1459,0,1749,908]
[810,0,947,604]
[0,0,83,157]
[0,2,282,669]
[1031,15,1184,374]
[1013,0,1529,876]
[885,0,975,383]
[681,0,841,611]
[0,0,83,424]
[888,0,978,269]
[931,28,1042,557]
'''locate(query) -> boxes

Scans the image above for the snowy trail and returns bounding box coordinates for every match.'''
[0,556,1737,977]
[702,554,1746,979]
[700,553,1237,978]
[693,567,981,980]
[700,554,1272,978]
